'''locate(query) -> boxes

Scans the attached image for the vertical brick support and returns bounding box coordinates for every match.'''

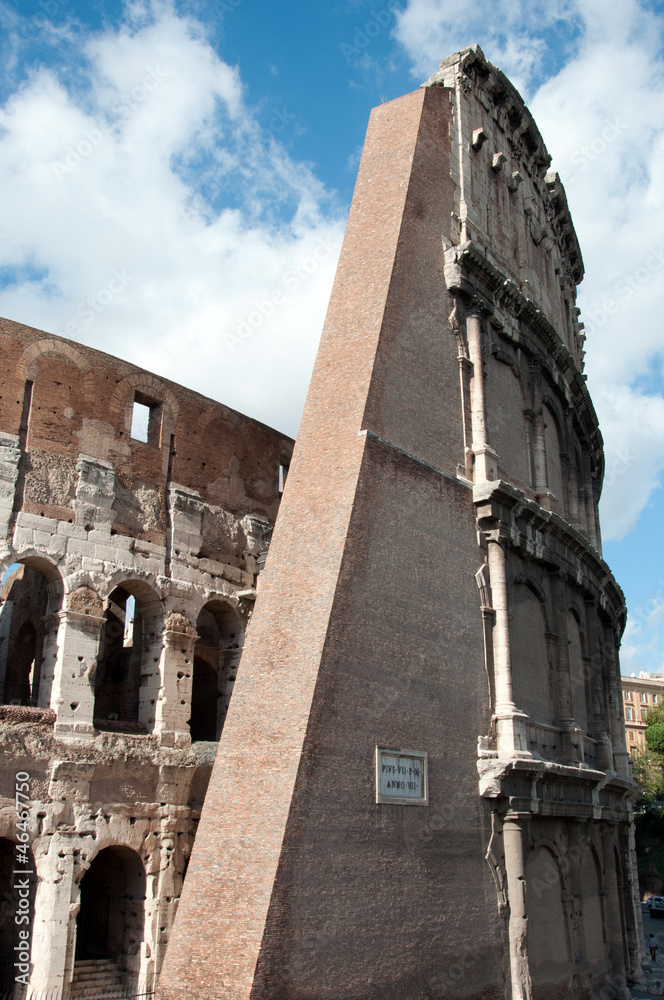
[159,86,496,1000]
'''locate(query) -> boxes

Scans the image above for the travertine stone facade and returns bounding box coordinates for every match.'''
[160,46,642,1000]
[0,319,293,994]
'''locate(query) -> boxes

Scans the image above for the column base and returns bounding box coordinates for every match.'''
[495,710,533,757]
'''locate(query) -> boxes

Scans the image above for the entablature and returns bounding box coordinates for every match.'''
[473,479,626,633]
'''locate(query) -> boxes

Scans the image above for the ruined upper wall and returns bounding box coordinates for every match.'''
[0,318,293,550]
[425,44,586,369]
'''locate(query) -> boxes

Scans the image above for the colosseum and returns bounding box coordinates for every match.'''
[0,42,646,1000]
[0,320,293,995]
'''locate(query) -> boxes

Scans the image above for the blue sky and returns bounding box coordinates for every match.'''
[0,0,663,674]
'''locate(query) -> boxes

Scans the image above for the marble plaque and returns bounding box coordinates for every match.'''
[375,747,428,805]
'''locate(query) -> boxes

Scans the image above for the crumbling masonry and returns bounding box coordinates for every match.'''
[0,319,293,995]
[159,46,644,1000]
[0,43,645,1000]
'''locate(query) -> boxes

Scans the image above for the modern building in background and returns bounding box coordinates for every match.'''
[0,319,293,995]
[621,674,664,750]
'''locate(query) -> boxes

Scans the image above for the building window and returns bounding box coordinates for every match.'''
[629,731,636,742]
[642,709,648,721]
[625,690,633,701]
[641,692,648,704]
[130,393,162,446]
[626,707,634,721]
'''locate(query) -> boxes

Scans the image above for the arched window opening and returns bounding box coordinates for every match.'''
[189,602,244,743]
[543,404,564,515]
[510,583,553,728]
[95,588,142,730]
[0,562,57,706]
[526,846,573,995]
[0,838,36,991]
[568,609,588,736]
[74,846,145,993]
[582,846,607,973]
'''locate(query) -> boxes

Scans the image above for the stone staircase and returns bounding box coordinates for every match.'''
[70,958,125,997]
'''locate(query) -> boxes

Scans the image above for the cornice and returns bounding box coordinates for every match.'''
[473,478,626,633]
[444,240,604,484]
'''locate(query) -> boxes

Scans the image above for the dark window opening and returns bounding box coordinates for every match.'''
[94,588,142,730]
[189,602,244,743]
[0,563,52,706]
[75,845,145,989]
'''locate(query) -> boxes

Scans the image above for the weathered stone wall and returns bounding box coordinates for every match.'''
[0,319,293,994]
[159,45,642,1000]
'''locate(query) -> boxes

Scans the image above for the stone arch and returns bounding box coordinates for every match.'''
[190,599,245,742]
[510,579,553,726]
[16,339,95,399]
[567,606,588,735]
[197,404,243,435]
[582,842,607,973]
[0,837,36,991]
[74,845,146,990]
[542,398,565,514]
[572,440,593,536]
[526,843,574,998]
[110,373,178,446]
[0,558,64,708]
[485,355,532,490]
[94,579,164,732]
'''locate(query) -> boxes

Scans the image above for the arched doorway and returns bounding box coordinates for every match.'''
[190,601,244,742]
[0,838,36,991]
[0,561,61,706]
[94,582,162,732]
[74,846,146,989]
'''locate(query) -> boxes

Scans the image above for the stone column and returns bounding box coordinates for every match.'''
[503,815,532,1000]
[36,612,62,709]
[619,822,647,984]
[487,535,529,756]
[151,816,187,987]
[601,827,630,995]
[603,624,630,779]
[466,311,498,483]
[29,839,77,994]
[154,614,197,747]
[50,604,105,739]
[585,601,613,771]
[566,821,590,986]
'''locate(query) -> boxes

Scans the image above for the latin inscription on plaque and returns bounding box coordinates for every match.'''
[375,747,428,806]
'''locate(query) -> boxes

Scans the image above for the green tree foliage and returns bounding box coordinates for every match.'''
[633,703,664,809]
[632,745,664,805]
[647,723,664,756]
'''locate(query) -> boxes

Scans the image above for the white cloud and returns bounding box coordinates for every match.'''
[0,3,344,438]
[393,0,580,94]
[394,0,664,542]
